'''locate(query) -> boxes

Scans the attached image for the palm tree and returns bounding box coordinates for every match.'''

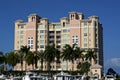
[0,52,6,72]
[38,50,44,70]
[78,61,91,79]
[25,51,35,69]
[20,45,30,70]
[0,52,4,65]
[33,51,42,69]
[44,44,57,70]
[55,50,60,69]
[85,49,97,65]
[61,44,82,70]
[74,47,84,63]
[61,44,71,70]
[18,50,24,71]
[7,51,20,70]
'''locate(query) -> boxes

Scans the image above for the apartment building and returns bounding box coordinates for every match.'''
[14,11,103,78]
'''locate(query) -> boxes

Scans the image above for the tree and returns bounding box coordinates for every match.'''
[0,52,7,72]
[85,49,97,65]
[44,44,58,70]
[38,50,44,70]
[7,51,20,70]
[33,51,42,69]
[61,44,83,70]
[18,50,24,71]
[74,47,84,63]
[20,45,30,70]
[107,68,117,77]
[0,52,4,64]
[26,51,34,69]
[78,62,91,74]
[77,61,91,80]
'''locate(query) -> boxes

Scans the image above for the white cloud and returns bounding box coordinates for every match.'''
[105,58,120,67]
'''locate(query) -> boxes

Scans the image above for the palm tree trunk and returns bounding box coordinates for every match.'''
[67,60,68,70]
[40,59,43,70]
[72,59,74,71]
[25,61,27,71]
[32,63,34,70]
[47,61,50,70]
[21,61,23,71]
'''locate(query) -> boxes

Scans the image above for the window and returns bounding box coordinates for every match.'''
[63,39,67,43]
[95,70,97,72]
[20,31,24,34]
[56,26,61,29]
[63,22,65,27]
[32,17,35,22]
[40,40,45,44]
[40,45,44,48]
[20,40,23,44]
[40,35,45,38]
[84,22,87,26]
[28,37,34,49]
[71,14,74,20]
[84,28,87,32]
[21,26,24,29]
[84,43,88,47]
[20,35,24,39]
[49,31,54,34]
[40,30,45,33]
[56,36,60,38]
[72,36,78,44]
[84,38,87,42]
[84,33,87,36]
[63,29,67,32]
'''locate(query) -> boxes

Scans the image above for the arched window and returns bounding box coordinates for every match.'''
[63,22,65,27]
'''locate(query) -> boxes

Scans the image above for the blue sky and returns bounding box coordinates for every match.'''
[0,0,120,73]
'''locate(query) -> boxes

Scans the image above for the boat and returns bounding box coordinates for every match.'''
[53,71,73,80]
[22,71,47,80]
[0,73,7,79]
[73,74,82,80]
[105,75,115,80]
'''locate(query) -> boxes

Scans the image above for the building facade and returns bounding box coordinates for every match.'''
[14,12,103,76]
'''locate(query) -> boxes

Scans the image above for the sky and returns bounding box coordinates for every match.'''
[0,0,120,73]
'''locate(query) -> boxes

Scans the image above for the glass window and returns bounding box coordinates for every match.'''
[84,28,87,32]
[56,36,60,38]
[40,30,44,33]
[63,34,67,38]
[63,29,67,32]
[21,25,24,29]
[84,22,87,26]
[20,31,24,34]
[49,31,54,33]
[40,40,44,44]
[84,43,88,47]
[84,33,87,36]
[66,24,70,27]
[31,40,33,44]
[84,38,87,42]
[28,37,34,49]
[40,45,44,48]
[20,35,24,39]
[56,26,61,29]
[20,40,23,44]
[63,22,65,27]
[31,45,33,49]
[72,36,78,44]
[63,39,67,43]
[40,35,45,38]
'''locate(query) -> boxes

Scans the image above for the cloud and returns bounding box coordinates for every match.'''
[105,58,120,67]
